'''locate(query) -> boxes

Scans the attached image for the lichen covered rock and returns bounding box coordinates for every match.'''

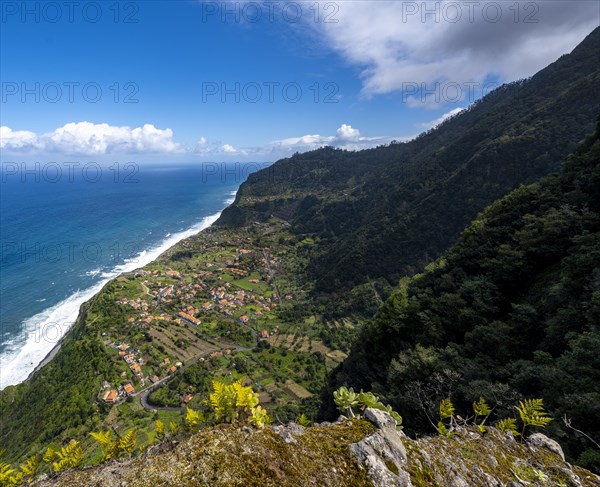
[31,414,600,487]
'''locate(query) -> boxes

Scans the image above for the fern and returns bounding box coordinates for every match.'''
[496,417,519,437]
[52,441,85,473]
[473,397,492,434]
[185,408,205,430]
[439,398,455,420]
[42,447,55,464]
[117,430,137,456]
[233,380,259,410]
[90,431,118,461]
[0,462,23,487]
[169,421,180,437]
[20,455,39,478]
[515,398,552,439]
[437,398,455,436]
[297,414,312,427]
[155,420,166,442]
[249,406,271,429]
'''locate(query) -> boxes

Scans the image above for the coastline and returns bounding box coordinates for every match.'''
[29,342,61,378]
[2,190,238,390]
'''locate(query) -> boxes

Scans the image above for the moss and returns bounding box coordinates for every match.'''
[28,424,599,487]
[384,459,399,476]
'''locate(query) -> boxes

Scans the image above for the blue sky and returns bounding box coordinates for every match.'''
[1,1,598,162]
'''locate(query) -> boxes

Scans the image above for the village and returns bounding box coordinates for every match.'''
[97,235,282,408]
[89,220,348,442]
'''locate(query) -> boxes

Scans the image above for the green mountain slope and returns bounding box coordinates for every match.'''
[328,118,600,470]
[218,27,600,307]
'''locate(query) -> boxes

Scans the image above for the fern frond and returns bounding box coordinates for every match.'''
[117,430,137,455]
[496,417,519,436]
[19,455,39,477]
[439,398,455,421]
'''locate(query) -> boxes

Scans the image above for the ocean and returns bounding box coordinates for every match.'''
[0,162,255,389]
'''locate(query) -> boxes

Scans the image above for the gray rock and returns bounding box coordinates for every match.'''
[272,422,305,444]
[364,408,398,430]
[527,433,565,461]
[349,409,412,487]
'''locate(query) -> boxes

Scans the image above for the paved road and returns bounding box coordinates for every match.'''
[137,338,253,411]
[240,321,259,347]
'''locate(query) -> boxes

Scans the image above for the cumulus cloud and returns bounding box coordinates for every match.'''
[336,124,360,141]
[2,122,424,161]
[314,1,598,101]
[267,123,414,154]
[0,126,39,150]
[1,122,182,155]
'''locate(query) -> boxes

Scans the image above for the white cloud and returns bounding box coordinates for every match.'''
[267,123,414,154]
[2,122,421,162]
[336,124,360,141]
[314,1,598,101]
[419,108,465,130]
[1,122,182,155]
[0,126,39,150]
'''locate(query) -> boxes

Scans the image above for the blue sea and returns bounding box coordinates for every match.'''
[0,163,256,389]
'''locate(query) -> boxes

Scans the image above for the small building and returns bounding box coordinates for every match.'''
[149,375,160,383]
[169,365,177,373]
[123,383,135,395]
[261,330,270,339]
[178,311,201,325]
[103,389,118,403]
[183,394,193,404]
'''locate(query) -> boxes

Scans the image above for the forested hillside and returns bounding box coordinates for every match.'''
[327,118,600,471]
[218,27,600,314]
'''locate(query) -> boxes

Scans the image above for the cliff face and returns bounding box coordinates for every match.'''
[31,410,600,487]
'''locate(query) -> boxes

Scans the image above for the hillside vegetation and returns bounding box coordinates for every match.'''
[218,27,600,314]
[328,118,600,471]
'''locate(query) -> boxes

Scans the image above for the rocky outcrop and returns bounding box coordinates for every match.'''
[349,408,412,487]
[352,409,600,487]
[32,413,600,487]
